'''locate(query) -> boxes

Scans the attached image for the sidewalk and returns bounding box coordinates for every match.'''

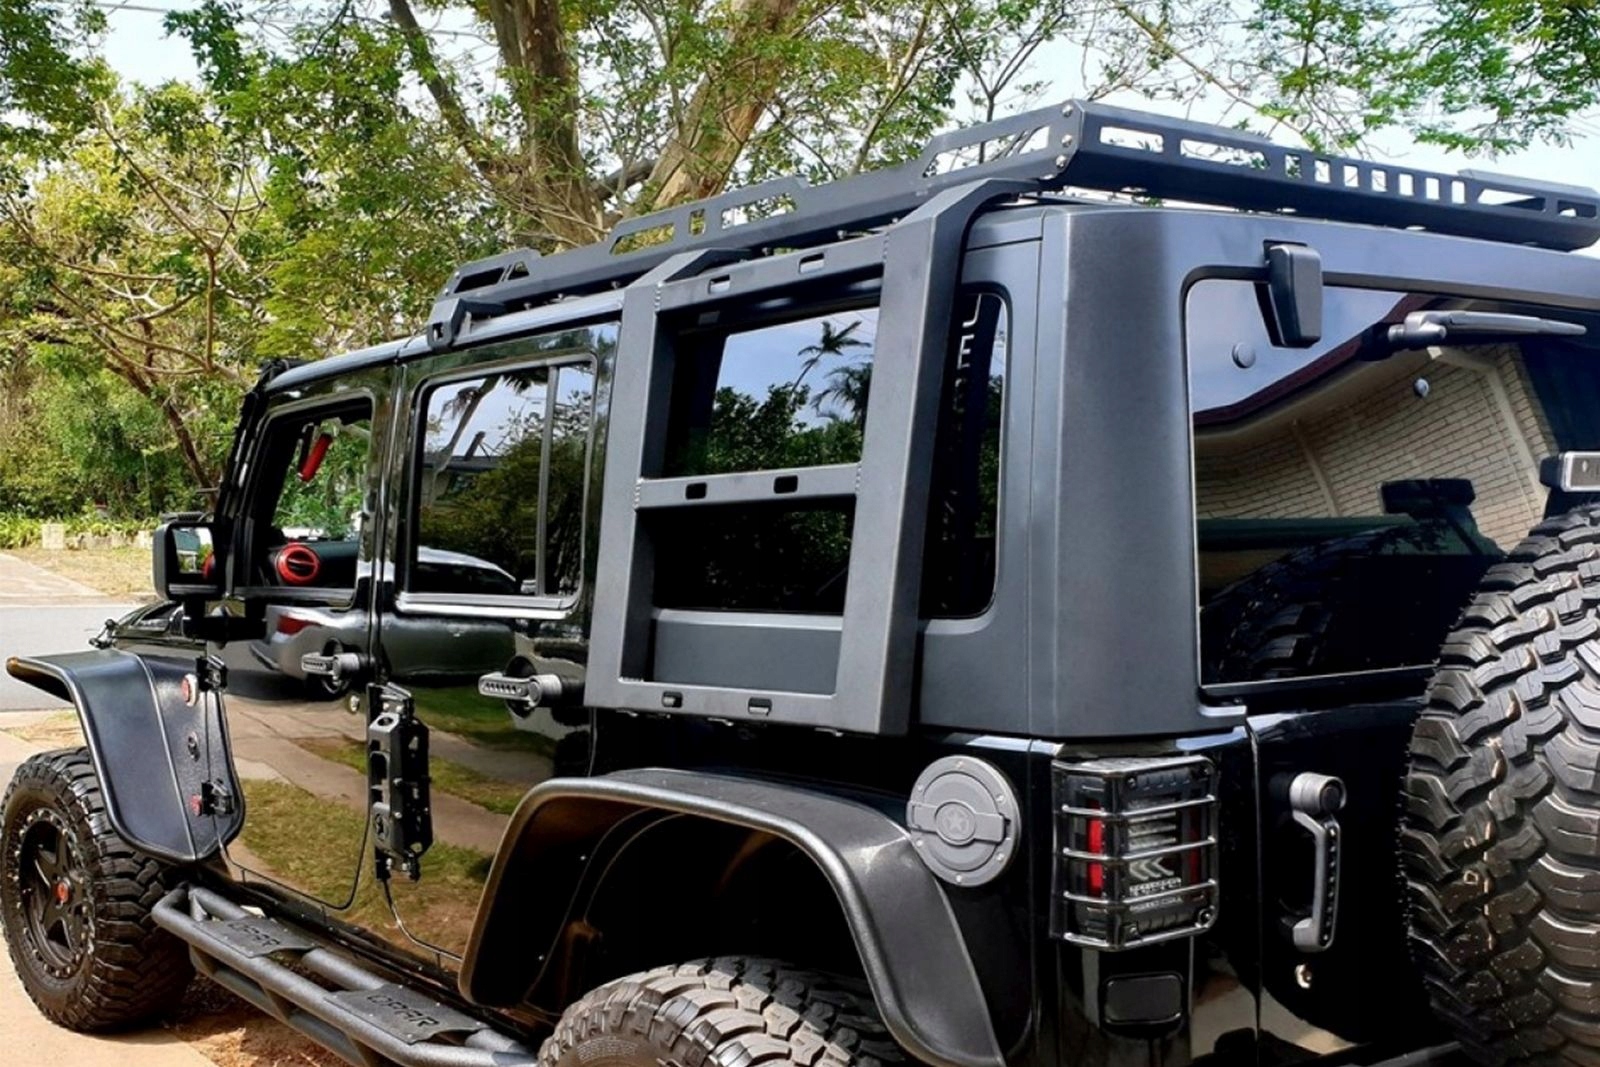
[0,728,215,1065]
[0,550,110,602]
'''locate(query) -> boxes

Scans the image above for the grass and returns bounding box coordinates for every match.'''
[237,778,492,953]
[9,545,156,599]
[412,687,558,754]
[300,736,527,815]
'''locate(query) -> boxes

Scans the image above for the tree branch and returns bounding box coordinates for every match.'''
[387,0,499,178]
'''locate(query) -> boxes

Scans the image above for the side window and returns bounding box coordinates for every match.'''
[654,306,878,613]
[923,291,1008,616]
[412,361,596,600]
[247,403,373,591]
[649,292,1007,617]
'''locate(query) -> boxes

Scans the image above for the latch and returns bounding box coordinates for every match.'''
[196,654,227,693]
[366,684,432,882]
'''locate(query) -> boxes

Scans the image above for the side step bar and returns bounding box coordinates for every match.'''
[152,885,537,1067]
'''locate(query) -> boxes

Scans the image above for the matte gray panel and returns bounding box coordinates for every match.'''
[635,464,859,510]
[652,610,841,694]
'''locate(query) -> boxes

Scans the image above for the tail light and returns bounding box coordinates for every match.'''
[1052,755,1218,950]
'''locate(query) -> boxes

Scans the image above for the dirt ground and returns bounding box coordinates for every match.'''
[166,980,345,1067]
[9,545,157,600]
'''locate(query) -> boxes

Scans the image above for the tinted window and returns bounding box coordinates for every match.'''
[1189,281,1563,683]
[923,291,1008,616]
[413,361,594,599]
[654,292,1006,616]
[665,308,877,477]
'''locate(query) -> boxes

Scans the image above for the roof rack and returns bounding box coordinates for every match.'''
[425,98,1600,349]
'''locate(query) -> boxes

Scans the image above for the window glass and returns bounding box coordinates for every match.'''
[665,307,877,477]
[653,291,1007,616]
[246,405,372,591]
[413,361,595,599]
[1189,280,1570,684]
[923,291,1008,616]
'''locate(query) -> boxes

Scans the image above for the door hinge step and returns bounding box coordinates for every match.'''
[153,885,534,1067]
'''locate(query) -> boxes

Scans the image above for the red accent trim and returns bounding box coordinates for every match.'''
[298,433,333,483]
[1086,816,1106,896]
[275,543,321,586]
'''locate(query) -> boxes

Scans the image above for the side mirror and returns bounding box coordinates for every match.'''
[153,521,224,601]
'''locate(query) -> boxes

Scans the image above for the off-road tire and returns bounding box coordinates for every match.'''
[1402,505,1600,1065]
[539,957,905,1067]
[0,747,193,1030]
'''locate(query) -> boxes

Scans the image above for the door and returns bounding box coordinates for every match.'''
[370,324,609,962]
[1185,278,1530,1057]
[210,374,388,911]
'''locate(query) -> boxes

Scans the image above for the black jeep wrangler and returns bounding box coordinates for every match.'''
[5,99,1600,1067]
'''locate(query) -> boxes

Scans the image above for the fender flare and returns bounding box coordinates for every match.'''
[460,768,1005,1067]
[4,650,242,864]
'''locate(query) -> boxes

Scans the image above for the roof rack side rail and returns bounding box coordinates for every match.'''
[425,99,1600,349]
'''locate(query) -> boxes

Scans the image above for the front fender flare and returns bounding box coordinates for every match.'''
[461,768,1004,1067]
[4,650,242,864]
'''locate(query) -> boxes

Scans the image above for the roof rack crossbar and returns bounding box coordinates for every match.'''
[425,99,1600,349]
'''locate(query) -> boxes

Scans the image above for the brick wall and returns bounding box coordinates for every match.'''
[1196,345,1555,549]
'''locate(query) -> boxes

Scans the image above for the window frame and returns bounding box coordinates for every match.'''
[233,392,377,609]
[396,351,599,620]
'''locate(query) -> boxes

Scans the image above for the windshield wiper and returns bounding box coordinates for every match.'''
[1377,309,1586,353]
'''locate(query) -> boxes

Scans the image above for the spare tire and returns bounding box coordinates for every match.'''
[1402,506,1600,1064]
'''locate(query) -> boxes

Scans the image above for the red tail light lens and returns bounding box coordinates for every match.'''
[1086,816,1106,896]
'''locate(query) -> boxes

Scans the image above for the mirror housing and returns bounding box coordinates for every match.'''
[1263,242,1323,348]
[153,521,224,602]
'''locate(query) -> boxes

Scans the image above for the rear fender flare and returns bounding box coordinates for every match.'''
[4,650,242,864]
[460,768,1004,1067]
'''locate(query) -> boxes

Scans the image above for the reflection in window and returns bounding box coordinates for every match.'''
[414,361,595,599]
[666,307,877,477]
[1188,280,1569,684]
[924,292,1008,617]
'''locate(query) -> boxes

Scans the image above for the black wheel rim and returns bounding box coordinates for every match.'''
[14,809,91,979]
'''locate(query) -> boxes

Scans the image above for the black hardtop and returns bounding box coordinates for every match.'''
[264,97,1600,398]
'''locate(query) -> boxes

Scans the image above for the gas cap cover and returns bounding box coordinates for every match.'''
[906,756,1019,886]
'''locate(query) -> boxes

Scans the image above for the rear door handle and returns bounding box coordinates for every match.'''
[478,671,581,709]
[1285,773,1345,953]
[300,651,369,682]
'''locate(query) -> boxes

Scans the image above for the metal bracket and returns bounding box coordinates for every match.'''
[366,683,432,882]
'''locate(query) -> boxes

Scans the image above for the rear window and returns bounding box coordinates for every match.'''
[652,292,1007,616]
[1189,281,1581,685]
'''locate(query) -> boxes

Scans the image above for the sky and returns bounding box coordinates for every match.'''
[93,0,1600,260]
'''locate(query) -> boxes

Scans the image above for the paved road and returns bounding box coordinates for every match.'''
[0,552,135,710]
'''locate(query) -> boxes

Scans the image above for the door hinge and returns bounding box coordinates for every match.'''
[366,683,432,882]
